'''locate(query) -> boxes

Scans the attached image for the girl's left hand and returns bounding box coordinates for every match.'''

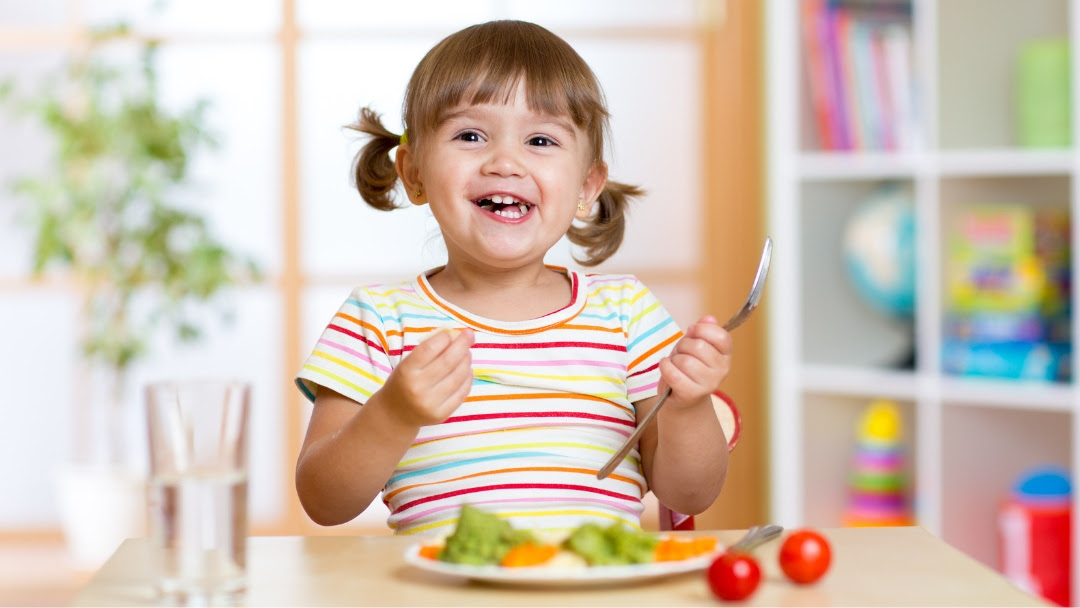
[657,315,732,408]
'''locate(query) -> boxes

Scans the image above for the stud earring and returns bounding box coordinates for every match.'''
[415,187,423,199]
[577,200,587,211]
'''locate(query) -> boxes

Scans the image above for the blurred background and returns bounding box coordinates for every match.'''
[6,0,1079,606]
[0,0,765,604]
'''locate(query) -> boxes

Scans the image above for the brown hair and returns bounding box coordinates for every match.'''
[347,20,643,266]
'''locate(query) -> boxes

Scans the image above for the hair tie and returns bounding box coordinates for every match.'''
[399,130,409,145]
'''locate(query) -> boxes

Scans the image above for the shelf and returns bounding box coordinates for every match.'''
[801,366,1073,412]
[801,364,918,399]
[940,377,1074,411]
[936,148,1074,176]
[798,149,1074,181]
[769,0,1078,600]
[798,152,921,180]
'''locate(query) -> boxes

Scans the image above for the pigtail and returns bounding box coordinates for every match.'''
[347,107,405,211]
[567,180,645,267]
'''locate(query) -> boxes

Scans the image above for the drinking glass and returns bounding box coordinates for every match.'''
[145,380,250,604]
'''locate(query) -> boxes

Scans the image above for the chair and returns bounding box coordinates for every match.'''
[658,390,741,531]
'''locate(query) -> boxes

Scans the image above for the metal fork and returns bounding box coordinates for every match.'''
[728,524,784,553]
[596,237,773,480]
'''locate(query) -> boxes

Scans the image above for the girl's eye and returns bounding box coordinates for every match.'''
[455,130,483,143]
[527,136,557,147]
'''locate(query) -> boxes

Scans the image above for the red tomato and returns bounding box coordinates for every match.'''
[707,551,762,601]
[778,529,832,584]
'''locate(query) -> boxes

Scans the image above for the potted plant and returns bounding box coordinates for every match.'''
[0,26,260,569]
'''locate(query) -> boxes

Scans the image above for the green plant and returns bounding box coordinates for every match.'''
[1,26,260,462]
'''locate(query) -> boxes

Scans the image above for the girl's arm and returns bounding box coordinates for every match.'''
[637,316,731,515]
[637,392,729,515]
[295,329,475,525]
[295,387,422,525]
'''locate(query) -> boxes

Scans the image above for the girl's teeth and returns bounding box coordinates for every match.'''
[496,207,523,218]
[476,196,529,218]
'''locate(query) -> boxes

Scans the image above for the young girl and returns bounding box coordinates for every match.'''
[295,20,731,536]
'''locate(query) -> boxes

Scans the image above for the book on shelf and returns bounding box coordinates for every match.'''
[801,0,917,152]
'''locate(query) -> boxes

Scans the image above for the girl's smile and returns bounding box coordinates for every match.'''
[473,193,534,221]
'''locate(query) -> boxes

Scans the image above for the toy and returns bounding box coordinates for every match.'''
[943,204,1072,382]
[845,399,912,527]
[842,184,916,320]
[999,466,1071,606]
[946,204,1043,314]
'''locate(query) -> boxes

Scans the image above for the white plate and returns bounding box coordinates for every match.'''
[403,543,721,588]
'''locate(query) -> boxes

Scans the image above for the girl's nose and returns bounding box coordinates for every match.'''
[481,139,526,177]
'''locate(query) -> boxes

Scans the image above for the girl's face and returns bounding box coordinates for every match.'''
[402,83,606,274]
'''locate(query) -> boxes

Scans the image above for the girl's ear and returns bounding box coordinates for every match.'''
[395,143,427,206]
[575,161,609,219]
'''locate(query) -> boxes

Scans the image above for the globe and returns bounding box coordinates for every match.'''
[842,186,916,320]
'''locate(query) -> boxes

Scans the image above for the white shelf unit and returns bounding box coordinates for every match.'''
[767,0,1080,591]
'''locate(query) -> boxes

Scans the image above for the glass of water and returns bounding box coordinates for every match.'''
[145,380,250,605]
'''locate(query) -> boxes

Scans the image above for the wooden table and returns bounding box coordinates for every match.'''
[74,527,1049,606]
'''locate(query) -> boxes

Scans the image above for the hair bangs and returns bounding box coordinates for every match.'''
[403,20,609,161]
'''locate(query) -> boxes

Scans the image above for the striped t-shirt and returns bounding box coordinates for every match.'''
[295,266,682,535]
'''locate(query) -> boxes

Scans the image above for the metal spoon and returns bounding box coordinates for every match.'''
[596,237,773,480]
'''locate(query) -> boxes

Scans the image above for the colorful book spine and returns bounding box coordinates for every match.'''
[835,10,863,150]
[802,0,835,149]
[871,29,896,150]
[852,20,878,149]
[823,2,852,150]
[883,24,917,150]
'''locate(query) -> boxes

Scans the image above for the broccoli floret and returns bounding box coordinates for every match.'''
[563,522,658,565]
[439,505,534,565]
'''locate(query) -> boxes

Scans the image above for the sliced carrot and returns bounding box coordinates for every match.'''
[500,542,559,567]
[691,536,718,554]
[653,538,680,562]
[654,536,718,562]
[418,545,442,560]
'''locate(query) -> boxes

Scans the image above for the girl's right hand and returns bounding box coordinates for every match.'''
[381,328,475,428]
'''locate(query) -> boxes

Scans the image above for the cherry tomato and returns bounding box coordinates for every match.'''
[778,529,832,584]
[707,551,762,601]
